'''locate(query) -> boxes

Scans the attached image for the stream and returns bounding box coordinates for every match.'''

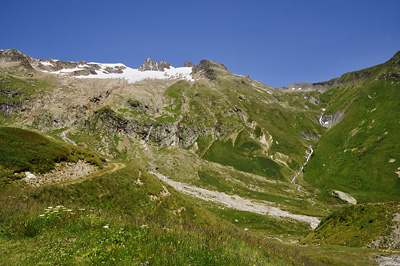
[60,129,77,146]
[150,170,320,229]
[291,145,313,190]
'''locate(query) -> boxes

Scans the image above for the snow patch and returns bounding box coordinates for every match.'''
[40,61,54,66]
[43,61,193,84]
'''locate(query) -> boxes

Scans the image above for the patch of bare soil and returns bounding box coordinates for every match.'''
[23,161,125,187]
[24,160,97,187]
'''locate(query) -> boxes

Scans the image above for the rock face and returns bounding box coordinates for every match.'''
[319,110,345,128]
[183,61,195,67]
[91,107,214,150]
[0,49,34,70]
[138,58,172,71]
[331,190,357,204]
[157,61,172,71]
[192,60,229,80]
[279,82,332,93]
[300,130,320,142]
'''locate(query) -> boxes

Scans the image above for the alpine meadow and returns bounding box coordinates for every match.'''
[0,48,399,265]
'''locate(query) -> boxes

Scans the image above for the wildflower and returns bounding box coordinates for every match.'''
[103,225,109,229]
[39,214,45,217]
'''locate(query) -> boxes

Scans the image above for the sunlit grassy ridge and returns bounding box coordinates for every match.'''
[301,202,400,248]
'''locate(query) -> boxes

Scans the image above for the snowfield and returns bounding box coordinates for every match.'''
[42,62,194,83]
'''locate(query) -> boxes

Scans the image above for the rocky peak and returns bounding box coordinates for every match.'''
[183,61,195,68]
[192,60,229,80]
[138,58,172,72]
[157,61,172,71]
[0,49,34,70]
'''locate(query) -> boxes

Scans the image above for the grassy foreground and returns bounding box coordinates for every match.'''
[0,162,344,266]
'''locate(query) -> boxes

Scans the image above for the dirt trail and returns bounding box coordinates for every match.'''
[65,162,126,185]
[24,162,126,187]
[150,170,320,229]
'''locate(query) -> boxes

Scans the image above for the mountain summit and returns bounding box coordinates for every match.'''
[138,57,172,71]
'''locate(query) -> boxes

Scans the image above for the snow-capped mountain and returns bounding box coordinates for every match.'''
[0,49,194,84]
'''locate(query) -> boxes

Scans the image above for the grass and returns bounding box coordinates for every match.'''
[0,73,52,103]
[304,78,400,203]
[0,127,105,187]
[203,129,283,180]
[0,162,344,265]
[301,202,400,248]
[199,200,312,242]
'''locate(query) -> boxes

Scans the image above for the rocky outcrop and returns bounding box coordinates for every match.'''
[300,130,320,142]
[330,190,357,204]
[303,94,321,105]
[0,49,34,70]
[138,58,158,71]
[183,61,195,67]
[192,60,229,81]
[319,110,345,128]
[88,107,215,149]
[279,82,333,93]
[157,61,172,71]
[138,58,172,72]
[370,213,400,250]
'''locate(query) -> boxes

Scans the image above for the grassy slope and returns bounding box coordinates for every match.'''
[0,127,105,187]
[203,129,283,180]
[301,202,400,248]
[0,125,378,265]
[304,75,400,203]
[0,70,51,104]
[160,68,324,182]
[0,161,347,266]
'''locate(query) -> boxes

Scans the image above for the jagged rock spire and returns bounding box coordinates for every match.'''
[138,58,172,72]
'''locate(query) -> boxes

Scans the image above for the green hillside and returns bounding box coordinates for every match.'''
[302,202,400,249]
[0,128,337,265]
[304,55,400,203]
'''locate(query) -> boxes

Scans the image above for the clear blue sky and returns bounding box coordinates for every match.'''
[2,0,400,87]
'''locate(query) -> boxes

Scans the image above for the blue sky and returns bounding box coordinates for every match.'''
[2,0,400,87]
